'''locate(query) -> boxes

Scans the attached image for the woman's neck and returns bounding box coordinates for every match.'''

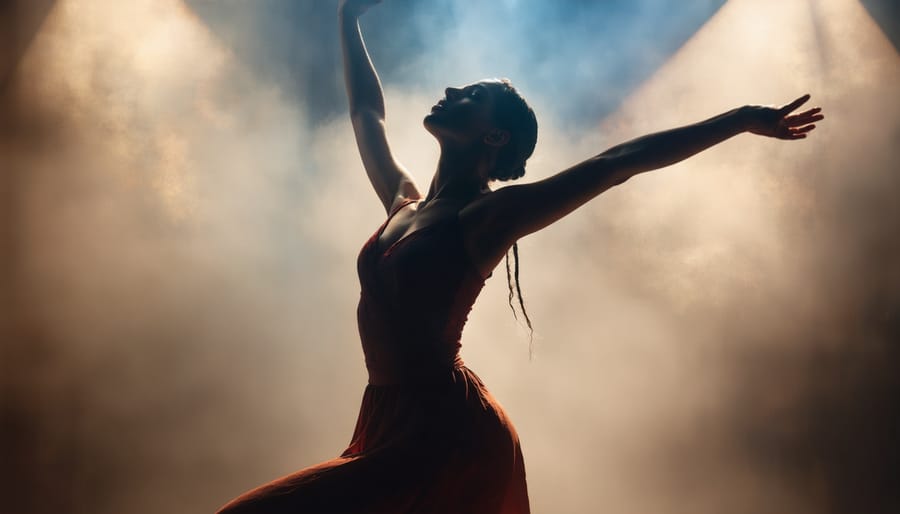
[424,146,491,206]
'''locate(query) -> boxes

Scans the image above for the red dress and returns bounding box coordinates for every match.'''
[215,199,530,514]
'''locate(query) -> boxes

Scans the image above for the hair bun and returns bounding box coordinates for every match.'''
[507,164,526,181]
[490,164,526,182]
[482,79,536,183]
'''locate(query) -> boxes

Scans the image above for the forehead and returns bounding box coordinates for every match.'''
[462,81,501,98]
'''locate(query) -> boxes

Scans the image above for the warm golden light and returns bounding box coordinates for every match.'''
[18,0,230,223]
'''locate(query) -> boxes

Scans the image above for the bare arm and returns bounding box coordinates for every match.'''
[339,0,421,214]
[469,95,823,247]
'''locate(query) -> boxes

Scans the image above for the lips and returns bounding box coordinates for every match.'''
[431,100,447,112]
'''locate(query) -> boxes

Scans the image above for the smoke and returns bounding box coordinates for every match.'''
[2,0,898,513]
[1,1,333,512]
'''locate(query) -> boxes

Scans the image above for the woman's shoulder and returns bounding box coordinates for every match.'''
[458,189,499,225]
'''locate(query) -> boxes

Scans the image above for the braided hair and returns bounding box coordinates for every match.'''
[480,78,538,360]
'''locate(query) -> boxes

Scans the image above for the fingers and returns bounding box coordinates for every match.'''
[787,106,822,119]
[782,123,816,139]
[785,107,824,126]
[778,93,811,115]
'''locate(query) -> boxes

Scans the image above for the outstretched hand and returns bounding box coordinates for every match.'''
[339,0,382,18]
[744,94,824,140]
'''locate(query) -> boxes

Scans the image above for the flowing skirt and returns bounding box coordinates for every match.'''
[215,365,530,514]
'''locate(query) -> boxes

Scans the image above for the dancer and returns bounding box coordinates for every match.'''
[216,0,823,512]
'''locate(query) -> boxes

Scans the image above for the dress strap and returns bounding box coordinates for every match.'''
[373,198,420,253]
[388,197,419,217]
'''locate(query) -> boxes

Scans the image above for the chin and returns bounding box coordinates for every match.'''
[424,110,442,122]
[423,114,440,135]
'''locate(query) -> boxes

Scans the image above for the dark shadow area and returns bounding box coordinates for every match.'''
[1,37,73,514]
[0,1,57,335]
[0,0,57,92]
[860,0,900,52]
[730,336,900,513]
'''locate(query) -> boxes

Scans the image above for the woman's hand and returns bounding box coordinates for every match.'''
[339,0,382,19]
[743,94,824,140]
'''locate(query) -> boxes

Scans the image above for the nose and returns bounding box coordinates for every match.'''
[445,87,462,101]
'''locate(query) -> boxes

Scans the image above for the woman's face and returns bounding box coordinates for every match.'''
[423,82,498,146]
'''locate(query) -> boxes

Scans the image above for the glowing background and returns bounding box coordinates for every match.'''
[2,0,898,512]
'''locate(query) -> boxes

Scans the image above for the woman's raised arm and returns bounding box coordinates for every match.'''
[469,95,824,247]
[339,0,421,214]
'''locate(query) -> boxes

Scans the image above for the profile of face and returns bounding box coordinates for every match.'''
[423,81,509,149]
[425,78,538,184]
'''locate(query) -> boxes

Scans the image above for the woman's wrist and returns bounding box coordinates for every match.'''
[733,105,752,133]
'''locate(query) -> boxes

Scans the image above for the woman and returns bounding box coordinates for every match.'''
[216,0,824,512]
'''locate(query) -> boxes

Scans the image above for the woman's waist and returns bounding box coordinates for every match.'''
[365,352,466,386]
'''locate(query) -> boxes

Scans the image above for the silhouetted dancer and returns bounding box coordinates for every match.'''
[215,0,824,512]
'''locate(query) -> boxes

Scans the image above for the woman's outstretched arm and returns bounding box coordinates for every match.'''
[339,0,421,214]
[471,95,824,245]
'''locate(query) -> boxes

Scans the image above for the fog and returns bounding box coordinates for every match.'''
[2,0,898,513]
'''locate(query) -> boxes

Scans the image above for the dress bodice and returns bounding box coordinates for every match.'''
[219,200,531,512]
[356,199,491,385]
